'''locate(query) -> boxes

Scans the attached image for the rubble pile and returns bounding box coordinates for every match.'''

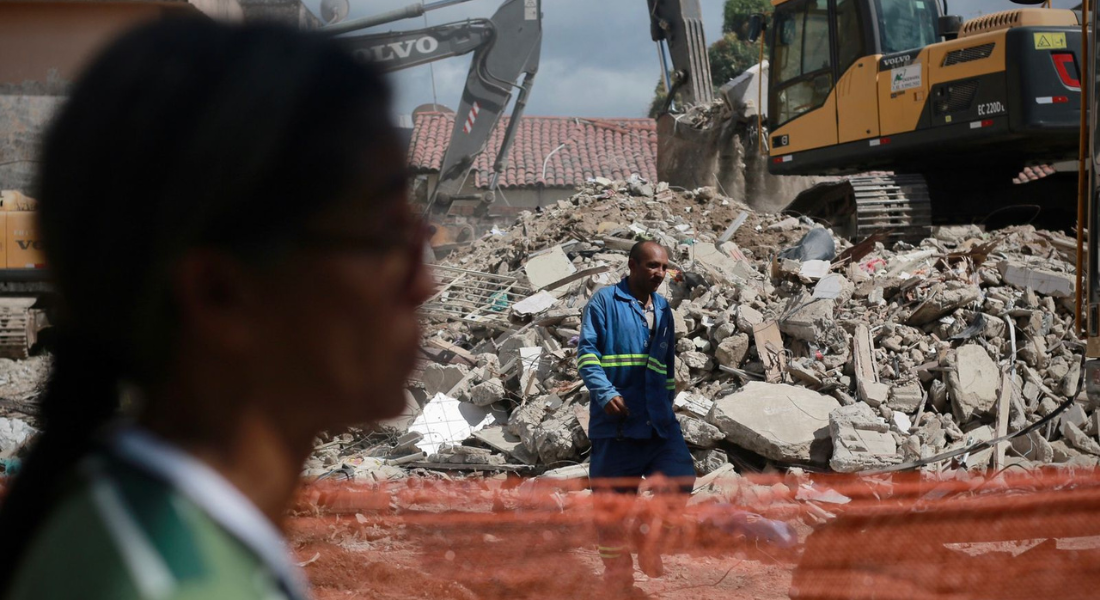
[311,178,1096,486]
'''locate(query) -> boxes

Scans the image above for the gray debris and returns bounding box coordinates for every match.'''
[709,382,838,464]
[947,345,1000,423]
[678,414,724,448]
[828,403,901,472]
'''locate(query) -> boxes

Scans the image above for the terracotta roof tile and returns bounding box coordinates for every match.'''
[407,113,657,189]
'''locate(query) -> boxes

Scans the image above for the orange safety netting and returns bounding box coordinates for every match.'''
[288,469,1100,600]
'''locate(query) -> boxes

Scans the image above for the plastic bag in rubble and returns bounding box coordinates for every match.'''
[778,228,836,262]
[697,504,798,549]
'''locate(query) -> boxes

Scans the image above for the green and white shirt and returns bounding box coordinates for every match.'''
[7,428,308,600]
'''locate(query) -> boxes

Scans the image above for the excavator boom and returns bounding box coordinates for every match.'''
[328,0,541,214]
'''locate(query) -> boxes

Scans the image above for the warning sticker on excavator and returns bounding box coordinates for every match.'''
[890,64,922,93]
[1034,32,1067,50]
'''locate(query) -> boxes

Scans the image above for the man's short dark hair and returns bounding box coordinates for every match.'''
[629,240,665,264]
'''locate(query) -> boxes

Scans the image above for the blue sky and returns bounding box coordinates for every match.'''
[302,0,1082,120]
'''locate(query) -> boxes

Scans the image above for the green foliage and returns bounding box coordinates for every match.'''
[709,33,763,86]
[647,79,669,118]
[647,0,769,113]
[723,0,771,39]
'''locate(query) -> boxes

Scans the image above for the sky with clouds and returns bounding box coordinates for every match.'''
[304,0,1082,120]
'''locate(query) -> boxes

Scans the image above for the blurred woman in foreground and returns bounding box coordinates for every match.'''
[0,17,431,599]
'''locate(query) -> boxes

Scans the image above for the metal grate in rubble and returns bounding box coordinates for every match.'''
[421,265,532,327]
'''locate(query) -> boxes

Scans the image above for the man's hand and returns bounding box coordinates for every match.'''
[604,396,629,417]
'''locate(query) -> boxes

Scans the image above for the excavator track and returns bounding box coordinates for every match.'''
[0,307,30,360]
[849,174,932,242]
[785,173,933,243]
[0,298,42,360]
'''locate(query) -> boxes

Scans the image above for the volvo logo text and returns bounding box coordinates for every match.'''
[881,54,913,67]
[353,36,440,62]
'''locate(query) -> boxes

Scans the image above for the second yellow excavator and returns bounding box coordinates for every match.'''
[758,0,1084,240]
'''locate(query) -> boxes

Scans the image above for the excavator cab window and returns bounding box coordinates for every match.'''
[772,0,832,126]
[875,0,938,53]
[835,0,865,74]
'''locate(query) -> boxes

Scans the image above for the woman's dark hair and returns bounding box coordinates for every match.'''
[0,17,396,587]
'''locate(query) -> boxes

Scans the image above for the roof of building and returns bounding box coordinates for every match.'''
[407,113,657,189]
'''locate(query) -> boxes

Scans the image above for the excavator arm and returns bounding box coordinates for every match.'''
[340,21,494,71]
[330,0,541,212]
[647,0,714,109]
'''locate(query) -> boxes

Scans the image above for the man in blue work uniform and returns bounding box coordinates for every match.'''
[577,240,695,593]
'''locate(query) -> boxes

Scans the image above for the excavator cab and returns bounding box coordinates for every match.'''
[766,0,1085,239]
[766,0,943,160]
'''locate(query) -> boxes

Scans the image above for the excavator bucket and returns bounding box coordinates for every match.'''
[649,0,725,190]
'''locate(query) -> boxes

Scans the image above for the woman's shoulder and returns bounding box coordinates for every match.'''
[7,456,284,600]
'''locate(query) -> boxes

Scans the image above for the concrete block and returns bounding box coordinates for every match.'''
[997,260,1074,298]
[829,403,901,472]
[715,333,750,368]
[678,414,724,448]
[709,382,839,464]
[948,345,1000,423]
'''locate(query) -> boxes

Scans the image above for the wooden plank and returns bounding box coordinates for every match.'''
[540,265,610,292]
[852,323,877,386]
[994,370,1013,471]
[752,321,786,384]
[426,338,478,364]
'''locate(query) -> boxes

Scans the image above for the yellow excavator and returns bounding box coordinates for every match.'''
[751,0,1085,240]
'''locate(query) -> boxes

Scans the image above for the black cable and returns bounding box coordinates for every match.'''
[866,383,1079,474]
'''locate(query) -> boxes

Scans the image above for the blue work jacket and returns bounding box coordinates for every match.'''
[577,278,677,440]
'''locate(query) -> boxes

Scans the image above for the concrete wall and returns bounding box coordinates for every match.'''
[0,95,63,194]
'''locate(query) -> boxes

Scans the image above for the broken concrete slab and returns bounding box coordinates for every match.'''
[0,417,36,458]
[524,245,577,291]
[907,282,980,326]
[715,333,750,368]
[779,297,835,343]
[799,260,831,282]
[961,425,995,470]
[680,351,712,370]
[512,291,558,316]
[812,273,849,300]
[1062,420,1100,456]
[997,260,1074,298]
[947,345,1001,423]
[409,393,495,455]
[674,391,714,419]
[472,426,538,465]
[692,242,751,283]
[533,410,589,465]
[421,364,471,398]
[678,414,724,448]
[692,448,730,475]
[1010,429,1054,462]
[709,382,839,464]
[506,399,549,453]
[736,305,764,334]
[888,382,924,413]
[469,378,506,407]
[828,403,901,473]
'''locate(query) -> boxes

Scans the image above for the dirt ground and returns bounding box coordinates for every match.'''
[287,510,794,600]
